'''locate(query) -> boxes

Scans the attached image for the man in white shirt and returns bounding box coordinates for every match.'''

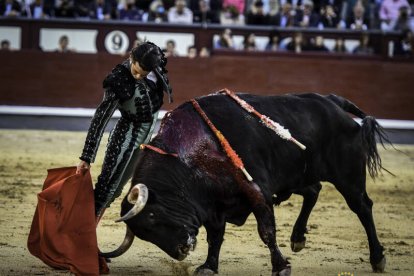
[379,0,411,30]
[168,0,193,24]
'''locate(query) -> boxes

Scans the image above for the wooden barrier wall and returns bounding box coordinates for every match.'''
[0,50,413,120]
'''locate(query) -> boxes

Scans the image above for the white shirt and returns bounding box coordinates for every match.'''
[168,7,193,24]
[146,71,158,84]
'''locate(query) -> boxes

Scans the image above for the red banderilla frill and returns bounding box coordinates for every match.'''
[191,99,253,182]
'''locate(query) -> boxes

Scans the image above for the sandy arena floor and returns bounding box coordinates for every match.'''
[0,129,413,276]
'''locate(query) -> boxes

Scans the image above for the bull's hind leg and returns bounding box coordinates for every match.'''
[290,182,322,252]
[334,180,386,272]
[253,204,291,276]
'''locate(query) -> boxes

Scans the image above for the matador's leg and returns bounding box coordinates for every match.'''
[94,115,157,217]
[110,115,158,203]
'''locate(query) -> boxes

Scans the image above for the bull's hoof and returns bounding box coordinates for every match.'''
[272,267,291,276]
[290,240,306,252]
[371,256,386,273]
[194,268,216,276]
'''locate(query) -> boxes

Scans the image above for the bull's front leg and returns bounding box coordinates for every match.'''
[195,221,226,275]
[253,204,291,276]
[290,182,322,252]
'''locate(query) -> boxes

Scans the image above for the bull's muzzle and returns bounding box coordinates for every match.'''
[177,234,197,261]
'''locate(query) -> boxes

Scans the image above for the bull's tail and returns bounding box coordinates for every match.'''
[326,94,392,178]
[360,116,393,178]
[326,94,367,119]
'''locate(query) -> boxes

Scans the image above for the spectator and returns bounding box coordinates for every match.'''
[0,0,21,17]
[119,0,144,21]
[270,2,295,27]
[188,45,198,58]
[319,4,341,28]
[343,0,369,27]
[199,46,210,57]
[135,0,152,11]
[394,29,413,57]
[286,32,311,53]
[265,31,280,51]
[310,35,330,51]
[1,39,11,51]
[393,6,412,31]
[252,0,279,15]
[333,37,347,53]
[294,0,320,28]
[89,0,118,20]
[189,0,222,14]
[23,0,51,18]
[347,1,369,30]
[220,5,245,25]
[379,0,411,31]
[320,0,344,15]
[243,33,258,51]
[279,0,302,10]
[55,0,76,17]
[74,0,94,18]
[246,0,270,25]
[168,0,193,24]
[19,0,30,17]
[353,33,374,55]
[147,0,168,22]
[42,0,56,18]
[193,0,220,23]
[222,0,245,16]
[163,39,179,57]
[214,28,235,49]
[55,35,76,53]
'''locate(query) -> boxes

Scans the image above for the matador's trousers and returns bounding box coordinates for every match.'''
[94,113,158,217]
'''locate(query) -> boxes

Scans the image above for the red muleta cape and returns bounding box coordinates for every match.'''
[27,166,100,275]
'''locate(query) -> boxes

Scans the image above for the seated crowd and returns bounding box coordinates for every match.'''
[214,27,413,57]
[1,0,413,32]
[1,0,412,57]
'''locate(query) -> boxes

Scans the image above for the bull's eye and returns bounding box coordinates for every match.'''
[147,212,156,225]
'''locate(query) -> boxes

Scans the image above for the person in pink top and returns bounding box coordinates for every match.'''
[223,0,245,15]
[379,0,411,30]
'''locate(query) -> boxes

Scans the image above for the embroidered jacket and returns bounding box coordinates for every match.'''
[80,61,163,163]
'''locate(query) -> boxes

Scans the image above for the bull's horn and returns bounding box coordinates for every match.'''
[116,183,148,222]
[99,226,134,258]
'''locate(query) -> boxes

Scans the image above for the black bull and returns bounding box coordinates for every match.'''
[102,92,388,275]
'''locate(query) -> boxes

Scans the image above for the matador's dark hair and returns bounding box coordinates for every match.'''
[130,41,173,103]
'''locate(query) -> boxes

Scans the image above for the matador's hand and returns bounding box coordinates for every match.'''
[76,160,90,175]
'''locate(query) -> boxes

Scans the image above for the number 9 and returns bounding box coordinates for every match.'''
[112,34,123,50]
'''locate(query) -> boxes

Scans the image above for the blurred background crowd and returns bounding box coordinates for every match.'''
[1,0,413,31]
[1,0,413,57]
